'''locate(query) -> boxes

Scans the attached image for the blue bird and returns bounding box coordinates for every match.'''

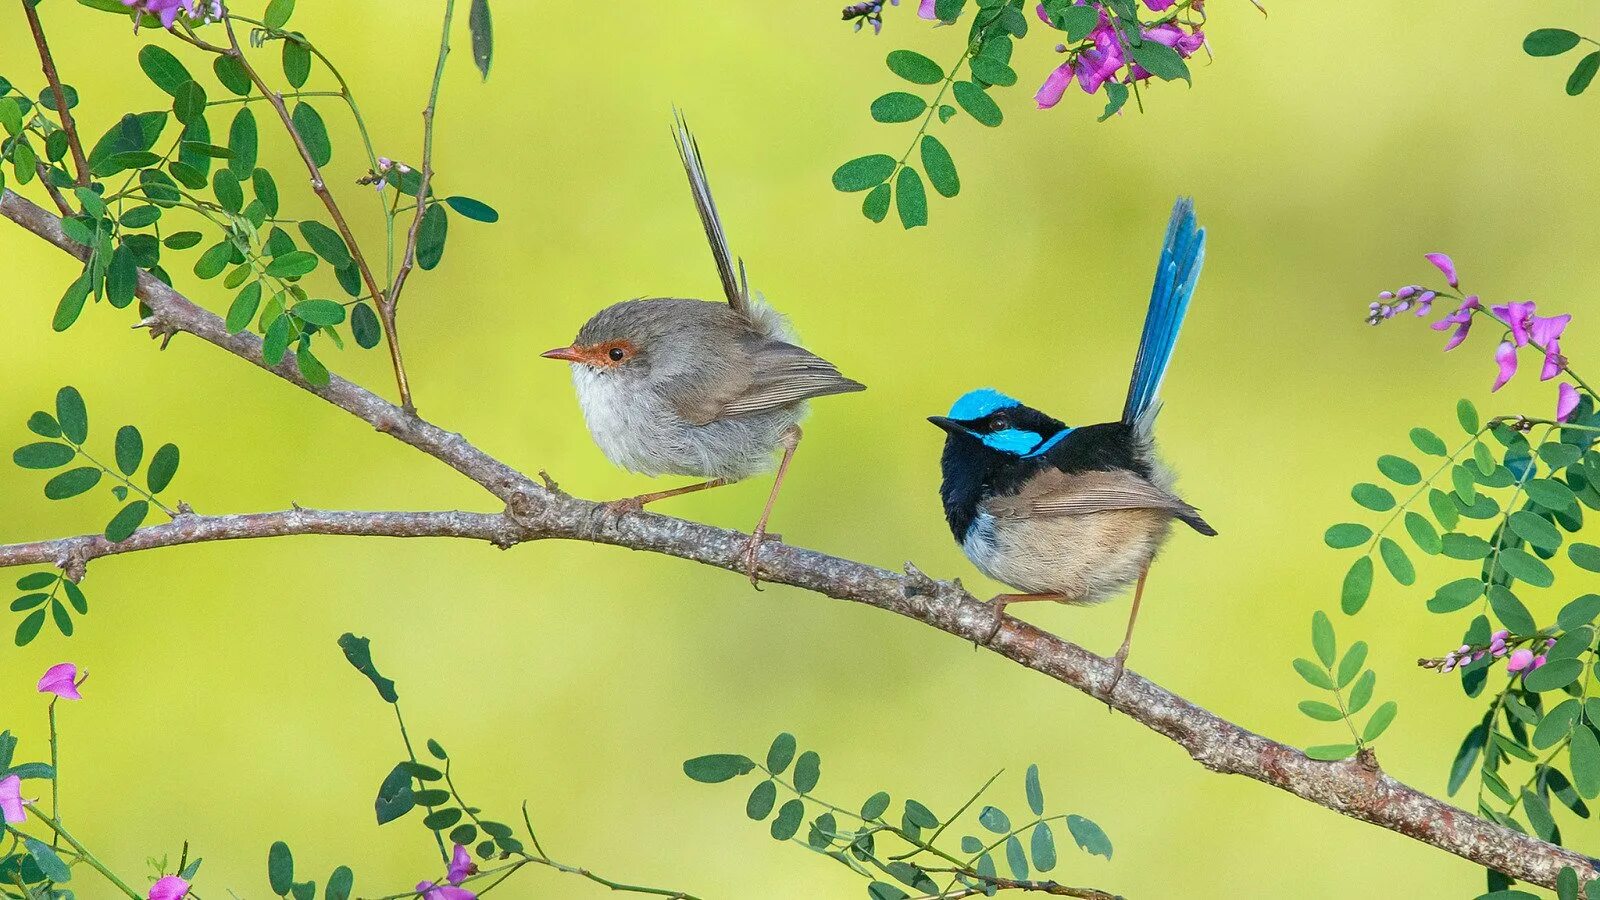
[929,198,1216,692]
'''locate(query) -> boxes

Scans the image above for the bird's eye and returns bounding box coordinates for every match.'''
[988,417,1008,432]
[608,347,626,362]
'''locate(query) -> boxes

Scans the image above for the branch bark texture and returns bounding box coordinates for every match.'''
[2,186,1596,892]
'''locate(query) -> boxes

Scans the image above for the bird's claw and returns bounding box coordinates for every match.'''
[601,497,644,517]
[978,597,1009,648]
[1102,653,1129,707]
[742,531,767,589]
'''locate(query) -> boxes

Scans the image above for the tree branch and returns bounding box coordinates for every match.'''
[1,185,1596,892]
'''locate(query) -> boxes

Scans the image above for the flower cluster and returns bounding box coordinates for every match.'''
[118,0,223,31]
[1368,253,1587,424]
[1423,631,1557,676]
[1035,1,1207,108]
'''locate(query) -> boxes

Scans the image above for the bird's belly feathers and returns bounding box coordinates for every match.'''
[963,509,1172,602]
[571,367,800,480]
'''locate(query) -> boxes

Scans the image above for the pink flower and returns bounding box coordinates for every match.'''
[1424,252,1458,288]
[1558,383,1582,422]
[1491,300,1536,347]
[0,776,23,824]
[1506,648,1535,673]
[1541,339,1565,380]
[417,883,475,900]
[149,876,190,900]
[1492,341,1518,391]
[1144,0,1178,8]
[1431,295,1480,350]
[1532,654,1548,670]
[118,0,195,30]
[37,662,81,701]
[918,0,936,18]
[1530,313,1571,348]
[448,844,477,885]
[1035,63,1075,108]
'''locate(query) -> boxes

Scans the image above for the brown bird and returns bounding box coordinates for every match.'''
[542,114,865,585]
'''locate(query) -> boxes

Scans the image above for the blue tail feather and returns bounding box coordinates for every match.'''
[1122,197,1206,432]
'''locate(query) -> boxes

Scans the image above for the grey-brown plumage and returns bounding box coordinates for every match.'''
[543,113,864,582]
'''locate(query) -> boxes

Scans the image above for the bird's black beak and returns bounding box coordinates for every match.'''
[927,416,964,435]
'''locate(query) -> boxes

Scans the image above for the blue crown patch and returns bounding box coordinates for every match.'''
[947,388,1019,421]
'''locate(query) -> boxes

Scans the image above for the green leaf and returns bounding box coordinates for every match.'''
[745,779,776,820]
[1324,523,1371,549]
[263,315,292,366]
[1336,641,1367,688]
[422,808,461,830]
[766,732,796,773]
[1410,427,1448,456]
[15,609,45,646]
[1568,51,1600,95]
[1497,547,1554,588]
[28,412,62,439]
[1508,510,1562,550]
[1526,477,1577,511]
[969,55,1017,87]
[861,791,890,820]
[444,196,499,223]
[351,303,382,349]
[1401,512,1441,555]
[1441,533,1493,560]
[1311,610,1336,666]
[682,754,755,783]
[1427,578,1484,614]
[229,108,258,178]
[886,49,943,84]
[1457,398,1479,434]
[45,467,101,500]
[793,750,821,793]
[770,798,804,840]
[871,92,927,123]
[1558,594,1600,629]
[16,573,57,591]
[106,242,139,309]
[138,45,192,96]
[903,799,938,829]
[1526,28,1582,56]
[1298,700,1343,722]
[469,0,493,80]
[25,837,71,883]
[1030,821,1056,872]
[1024,763,1044,815]
[164,230,203,250]
[55,387,87,444]
[1448,724,1488,796]
[292,299,346,327]
[1570,725,1600,798]
[295,221,351,269]
[147,443,180,493]
[1347,669,1376,714]
[52,269,91,332]
[1292,658,1334,690]
[268,841,294,895]
[172,80,207,125]
[1571,543,1600,573]
[1064,815,1111,859]
[978,805,1010,833]
[264,0,296,29]
[1524,658,1583,692]
[282,39,311,89]
[1533,699,1580,749]
[213,168,243,214]
[109,425,143,476]
[832,155,896,192]
[919,135,958,198]
[1341,556,1373,615]
[952,81,1002,126]
[1005,834,1028,879]
[1428,488,1460,530]
[417,203,448,269]
[214,55,251,95]
[227,281,263,334]
[291,102,331,166]
[1362,701,1397,742]
[266,251,319,278]
[337,632,398,702]
[861,182,891,223]
[1558,867,1582,900]
[1377,455,1421,485]
[13,442,75,470]
[1351,483,1395,511]
[1378,537,1415,585]
[1129,41,1190,82]
[297,345,329,385]
[868,883,910,900]
[1305,743,1359,761]
[1487,585,1536,635]
[894,167,927,230]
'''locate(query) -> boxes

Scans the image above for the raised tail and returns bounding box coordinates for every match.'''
[1122,196,1206,436]
[670,109,750,315]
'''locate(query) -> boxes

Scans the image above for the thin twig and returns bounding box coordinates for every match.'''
[20,0,89,186]
[388,0,455,315]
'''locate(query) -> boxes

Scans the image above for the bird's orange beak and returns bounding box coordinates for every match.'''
[540,345,585,363]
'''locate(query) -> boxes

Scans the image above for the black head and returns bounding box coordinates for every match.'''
[928,389,1071,542]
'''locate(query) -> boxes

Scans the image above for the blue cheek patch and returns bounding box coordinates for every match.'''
[980,428,1044,455]
[1023,428,1073,458]
[948,388,1019,421]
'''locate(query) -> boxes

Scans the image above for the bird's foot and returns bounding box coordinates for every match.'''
[979,596,1011,648]
[1101,650,1130,709]
[740,529,783,590]
[601,496,645,517]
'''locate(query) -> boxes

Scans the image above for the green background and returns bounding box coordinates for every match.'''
[2,1,1598,896]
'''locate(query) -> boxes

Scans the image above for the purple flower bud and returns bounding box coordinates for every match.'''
[1397,286,1416,299]
[1379,291,1395,300]
[1457,644,1471,655]
[1546,637,1557,648]
[1396,301,1411,313]
[1441,657,1457,673]
[1507,649,1535,672]
[1533,654,1548,670]
[1472,650,1486,661]
[1492,629,1509,641]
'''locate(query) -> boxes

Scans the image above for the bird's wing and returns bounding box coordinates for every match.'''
[986,468,1216,536]
[671,338,865,425]
[672,110,750,317]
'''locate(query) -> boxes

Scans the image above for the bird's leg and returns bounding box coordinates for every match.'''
[981,593,1067,645]
[742,425,802,588]
[603,478,732,515]
[1104,567,1150,699]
